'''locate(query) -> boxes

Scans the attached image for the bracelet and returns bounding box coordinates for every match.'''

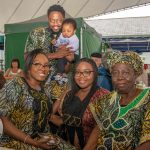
[24,135,29,144]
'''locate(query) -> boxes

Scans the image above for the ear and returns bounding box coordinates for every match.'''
[74,29,76,34]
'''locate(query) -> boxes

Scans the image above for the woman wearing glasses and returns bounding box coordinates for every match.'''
[50,58,109,149]
[0,49,75,150]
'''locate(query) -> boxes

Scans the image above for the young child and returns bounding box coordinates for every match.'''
[52,18,79,73]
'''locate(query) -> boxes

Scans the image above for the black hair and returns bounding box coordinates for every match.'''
[91,52,102,58]
[47,4,65,17]
[71,57,98,94]
[10,58,20,68]
[62,18,77,30]
[24,49,48,78]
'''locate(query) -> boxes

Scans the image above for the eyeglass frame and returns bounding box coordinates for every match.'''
[32,62,50,70]
[74,70,94,77]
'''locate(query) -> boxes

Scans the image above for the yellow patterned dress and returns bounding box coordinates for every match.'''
[0,77,76,150]
[90,88,150,150]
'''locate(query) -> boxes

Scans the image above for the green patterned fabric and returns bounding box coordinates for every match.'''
[25,27,60,75]
[90,88,150,150]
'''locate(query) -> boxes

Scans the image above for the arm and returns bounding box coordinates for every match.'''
[47,45,74,60]
[1,116,51,149]
[135,142,150,150]
[83,125,99,150]
[136,101,150,150]
[4,69,13,80]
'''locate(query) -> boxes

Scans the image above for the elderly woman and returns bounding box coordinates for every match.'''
[0,49,75,150]
[85,51,150,150]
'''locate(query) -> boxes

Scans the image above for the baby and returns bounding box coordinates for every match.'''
[52,18,79,73]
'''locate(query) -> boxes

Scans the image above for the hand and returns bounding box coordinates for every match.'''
[65,53,75,62]
[35,138,52,150]
[56,45,73,58]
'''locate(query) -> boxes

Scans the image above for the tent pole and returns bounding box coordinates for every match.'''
[80,27,83,58]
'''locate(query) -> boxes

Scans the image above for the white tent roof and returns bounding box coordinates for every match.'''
[86,16,150,37]
[0,0,150,33]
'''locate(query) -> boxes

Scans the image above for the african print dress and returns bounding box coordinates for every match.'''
[90,88,150,150]
[0,77,76,150]
[62,88,109,148]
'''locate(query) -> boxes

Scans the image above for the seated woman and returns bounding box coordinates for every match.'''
[50,58,109,149]
[4,58,23,80]
[87,51,150,150]
[0,49,75,150]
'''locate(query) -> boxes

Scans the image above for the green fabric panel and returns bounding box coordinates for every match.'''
[5,33,28,70]
[82,29,101,58]
[4,17,101,69]
[5,22,48,34]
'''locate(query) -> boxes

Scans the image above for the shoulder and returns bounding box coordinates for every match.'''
[94,88,110,97]
[30,27,47,35]
[70,34,79,41]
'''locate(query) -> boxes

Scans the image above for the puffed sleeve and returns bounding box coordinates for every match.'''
[24,27,45,53]
[0,78,21,117]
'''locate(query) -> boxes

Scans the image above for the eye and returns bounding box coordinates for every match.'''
[112,71,118,76]
[123,71,129,77]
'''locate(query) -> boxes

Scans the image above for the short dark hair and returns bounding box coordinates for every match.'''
[91,52,102,58]
[24,49,48,77]
[47,4,65,17]
[62,18,77,30]
[11,58,20,68]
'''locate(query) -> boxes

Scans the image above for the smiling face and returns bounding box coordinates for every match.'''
[48,11,64,32]
[111,63,137,93]
[62,23,75,38]
[11,61,19,68]
[74,62,95,91]
[29,54,49,83]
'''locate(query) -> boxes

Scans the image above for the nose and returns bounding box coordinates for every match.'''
[117,72,125,80]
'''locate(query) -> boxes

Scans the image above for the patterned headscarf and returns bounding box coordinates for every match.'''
[107,50,143,76]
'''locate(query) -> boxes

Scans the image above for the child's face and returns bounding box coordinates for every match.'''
[62,24,75,38]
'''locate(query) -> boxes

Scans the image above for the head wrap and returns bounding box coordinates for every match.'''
[107,50,143,76]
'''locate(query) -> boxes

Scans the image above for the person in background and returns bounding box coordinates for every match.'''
[4,58,23,80]
[50,58,109,149]
[91,52,113,91]
[85,51,150,150]
[52,18,79,73]
[25,4,75,102]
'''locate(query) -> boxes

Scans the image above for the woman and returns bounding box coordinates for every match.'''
[0,49,75,150]
[4,58,23,80]
[88,51,150,150]
[50,58,109,149]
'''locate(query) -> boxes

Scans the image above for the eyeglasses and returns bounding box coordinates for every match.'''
[49,19,63,24]
[111,71,131,79]
[75,70,94,77]
[32,62,50,70]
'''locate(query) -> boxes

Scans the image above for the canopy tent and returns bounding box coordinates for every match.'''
[1,0,150,33]
[4,18,101,69]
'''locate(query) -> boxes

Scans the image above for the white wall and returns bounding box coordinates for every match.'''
[140,52,150,64]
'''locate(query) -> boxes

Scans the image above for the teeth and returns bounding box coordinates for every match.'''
[39,73,45,76]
